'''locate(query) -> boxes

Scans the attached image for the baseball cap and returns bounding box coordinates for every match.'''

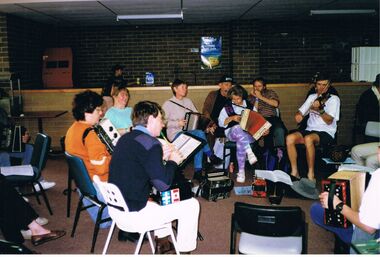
[219,75,233,83]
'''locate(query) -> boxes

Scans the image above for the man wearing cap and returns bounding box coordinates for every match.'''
[202,75,234,145]
[101,64,127,112]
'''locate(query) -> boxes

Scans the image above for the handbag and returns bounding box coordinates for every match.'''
[329,145,349,162]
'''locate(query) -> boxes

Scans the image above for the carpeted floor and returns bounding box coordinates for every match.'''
[3,155,336,254]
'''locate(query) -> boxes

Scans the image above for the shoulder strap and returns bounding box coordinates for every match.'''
[224,103,235,116]
[82,127,95,145]
[169,100,193,112]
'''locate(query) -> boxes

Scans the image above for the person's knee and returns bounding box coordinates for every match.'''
[304,135,316,147]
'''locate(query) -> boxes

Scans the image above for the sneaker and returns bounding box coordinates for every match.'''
[21,229,32,240]
[247,152,257,165]
[36,217,49,226]
[34,180,56,192]
[236,171,245,183]
[23,196,29,203]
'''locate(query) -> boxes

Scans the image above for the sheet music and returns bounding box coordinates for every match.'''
[172,133,202,160]
[1,164,34,176]
[255,169,293,186]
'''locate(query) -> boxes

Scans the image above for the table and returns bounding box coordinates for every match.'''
[12,110,68,133]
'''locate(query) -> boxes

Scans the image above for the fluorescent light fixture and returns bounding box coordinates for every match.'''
[310,9,376,15]
[117,11,183,21]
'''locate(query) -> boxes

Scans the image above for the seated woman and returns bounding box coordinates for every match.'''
[105,86,133,135]
[248,77,287,149]
[0,174,65,246]
[218,85,258,183]
[162,79,222,182]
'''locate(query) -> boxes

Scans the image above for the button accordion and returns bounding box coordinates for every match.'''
[322,171,366,228]
[182,112,210,131]
[94,118,121,154]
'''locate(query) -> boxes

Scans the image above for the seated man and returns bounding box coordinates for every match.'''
[287,74,340,199]
[162,79,222,182]
[108,101,200,254]
[354,73,379,142]
[248,77,287,149]
[65,90,112,228]
[310,147,380,253]
[202,75,233,169]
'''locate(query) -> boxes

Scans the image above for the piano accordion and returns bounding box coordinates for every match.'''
[240,109,271,140]
[94,118,121,154]
[183,112,210,131]
[322,171,366,228]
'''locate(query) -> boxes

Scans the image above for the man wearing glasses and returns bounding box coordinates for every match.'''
[286,74,340,199]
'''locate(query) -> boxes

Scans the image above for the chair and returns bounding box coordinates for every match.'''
[230,202,307,254]
[64,152,111,253]
[60,136,75,218]
[5,133,53,215]
[93,175,180,255]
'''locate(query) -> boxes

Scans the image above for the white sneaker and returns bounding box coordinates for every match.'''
[34,180,56,192]
[23,196,29,203]
[236,171,245,183]
[36,217,49,226]
[21,229,32,240]
[247,152,257,165]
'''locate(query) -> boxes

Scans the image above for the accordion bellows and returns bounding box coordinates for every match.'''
[240,110,272,140]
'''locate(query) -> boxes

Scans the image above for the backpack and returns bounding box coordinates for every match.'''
[262,148,289,173]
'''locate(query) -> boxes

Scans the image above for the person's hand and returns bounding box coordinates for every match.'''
[169,148,184,164]
[295,112,303,123]
[178,119,187,128]
[262,128,270,136]
[206,124,216,134]
[319,192,342,209]
[162,143,173,161]
[254,89,262,99]
[231,115,241,122]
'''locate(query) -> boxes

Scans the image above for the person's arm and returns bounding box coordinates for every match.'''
[319,192,377,234]
[202,92,214,119]
[253,89,279,108]
[313,96,340,125]
[85,131,111,179]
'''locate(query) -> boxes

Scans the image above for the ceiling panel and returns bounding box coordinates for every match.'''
[0,0,377,26]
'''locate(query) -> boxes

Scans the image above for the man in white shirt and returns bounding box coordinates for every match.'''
[287,74,340,199]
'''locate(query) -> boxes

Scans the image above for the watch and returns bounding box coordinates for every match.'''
[319,109,325,115]
[335,202,344,213]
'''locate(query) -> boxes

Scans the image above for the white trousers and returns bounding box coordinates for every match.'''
[136,198,200,252]
[351,142,380,170]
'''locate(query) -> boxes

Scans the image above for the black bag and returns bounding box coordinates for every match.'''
[201,172,234,201]
[329,145,349,162]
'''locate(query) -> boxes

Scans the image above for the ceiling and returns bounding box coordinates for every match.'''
[0,0,378,27]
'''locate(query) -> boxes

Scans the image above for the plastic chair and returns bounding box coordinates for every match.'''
[5,133,53,215]
[93,175,180,255]
[64,152,111,253]
[230,202,307,254]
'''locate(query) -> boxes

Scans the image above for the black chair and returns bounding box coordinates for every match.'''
[230,202,307,254]
[0,239,34,254]
[5,133,53,215]
[60,136,75,218]
[64,152,111,253]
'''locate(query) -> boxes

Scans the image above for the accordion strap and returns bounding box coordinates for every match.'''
[328,181,336,211]
[82,127,95,145]
[169,100,194,112]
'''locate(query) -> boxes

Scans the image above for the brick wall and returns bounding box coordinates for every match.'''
[259,19,379,83]
[2,15,377,89]
[0,15,10,87]
[6,15,49,89]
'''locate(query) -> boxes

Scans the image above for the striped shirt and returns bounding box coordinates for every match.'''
[248,89,279,117]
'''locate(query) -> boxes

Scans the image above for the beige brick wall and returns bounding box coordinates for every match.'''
[19,82,370,149]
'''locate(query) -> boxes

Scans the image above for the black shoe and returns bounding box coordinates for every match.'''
[290,175,301,182]
[209,155,223,165]
[118,230,141,243]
